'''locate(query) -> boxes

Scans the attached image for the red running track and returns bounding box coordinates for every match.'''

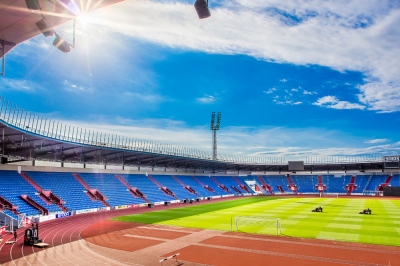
[1,196,400,266]
[0,198,232,265]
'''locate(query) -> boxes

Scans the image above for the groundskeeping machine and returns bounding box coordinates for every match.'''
[24,223,47,247]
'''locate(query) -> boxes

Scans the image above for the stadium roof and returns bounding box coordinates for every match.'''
[0,0,123,58]
[0,97,390,173]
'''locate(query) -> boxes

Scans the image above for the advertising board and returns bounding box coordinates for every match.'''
[76,208,98,215]
[39,214,56,222]
[55,212,72,219]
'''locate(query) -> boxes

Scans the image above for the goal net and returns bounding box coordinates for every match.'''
[319,193,339,198]
[233,216,281,236]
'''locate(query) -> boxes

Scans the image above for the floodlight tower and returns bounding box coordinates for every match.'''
[210,112,221,160]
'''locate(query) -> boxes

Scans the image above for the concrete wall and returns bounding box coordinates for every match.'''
[0,163,223,176]
[1,162,398,176]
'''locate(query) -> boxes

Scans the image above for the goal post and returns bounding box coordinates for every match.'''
[319,192,338,198]
[232,216,281,236]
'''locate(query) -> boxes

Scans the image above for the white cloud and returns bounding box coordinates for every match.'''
[280,78,287,82]
[274,99,302,105]
[32,115,400,160]
[303,90,316,95]
[63,80,88,93]
[313,95,365,110]
[357,82,400,113]
[24,39,51,50]
[364,138,388,144]
[122,91,164,104]
[86,0,400,112]
[263,88,276,94]
[0,79,42,92]
[196,95,218,104]
[249,144,400,160]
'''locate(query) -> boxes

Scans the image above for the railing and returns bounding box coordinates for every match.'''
[0,96,285,165]
[0,96,388,165]
[305,154,383,164]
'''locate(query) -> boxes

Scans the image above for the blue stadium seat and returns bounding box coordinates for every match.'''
[26,171,104,211]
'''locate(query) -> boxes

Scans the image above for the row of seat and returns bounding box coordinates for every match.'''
[0,171,252,216]
[1,171,399,217]
[256,175,400,193]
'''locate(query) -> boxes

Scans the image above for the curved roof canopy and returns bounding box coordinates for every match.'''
[0,0,123,57]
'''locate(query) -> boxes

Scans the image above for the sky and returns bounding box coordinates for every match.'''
[1,0,400,161]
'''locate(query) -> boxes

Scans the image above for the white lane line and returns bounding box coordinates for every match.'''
[123,234,168,242]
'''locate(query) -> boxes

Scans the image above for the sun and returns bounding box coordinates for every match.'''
[76,12,93,26]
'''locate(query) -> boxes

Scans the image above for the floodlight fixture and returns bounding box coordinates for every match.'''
[210,111,221,130]
[210,112,215,130]
[210,112,221,160]
[53,34,71,53]
[25,0,41,11]
[36,18,56,37]
[194,0,211,19]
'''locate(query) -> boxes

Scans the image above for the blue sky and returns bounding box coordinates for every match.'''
[1,0,400,160]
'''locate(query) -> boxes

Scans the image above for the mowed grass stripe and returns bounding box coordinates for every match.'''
[113,197,275,224]
[113,196,400,246]
[358,199,398,245]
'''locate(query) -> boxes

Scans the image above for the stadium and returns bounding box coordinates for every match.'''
[1,0,400,266]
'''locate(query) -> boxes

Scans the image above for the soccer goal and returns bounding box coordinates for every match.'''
[232,216,282,236]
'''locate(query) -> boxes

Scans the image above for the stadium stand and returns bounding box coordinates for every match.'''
[199,176,231,195]
[2,209,19,220]
[0,170,44,216]
[390,174,400,186]
[2,169,400,226]
[25,171,104,211]
[314,175,327,193]
[115,174,149,202]
[364,175,390,193]
[172,176,200,197]
[147,174,179,199]
[212,176,249,194]
[178,176,216,197]
[21,172,67,212]
[210,176,233,194]
[325,175,344,193]
[345,176,357,194]
[257,176,274,194]
[291,175,317,193]
[151,175,194,199]
[233,176,252,193]
[353,175,370,193]
[119,174,174,203]
[286,175,298,194]
[193,176,217,194]
[78,173,146,206]
[263,175,288,193]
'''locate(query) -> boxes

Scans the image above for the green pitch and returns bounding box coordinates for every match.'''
[113,196,400,246]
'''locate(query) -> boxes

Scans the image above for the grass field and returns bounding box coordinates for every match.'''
[113,196,400,246]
